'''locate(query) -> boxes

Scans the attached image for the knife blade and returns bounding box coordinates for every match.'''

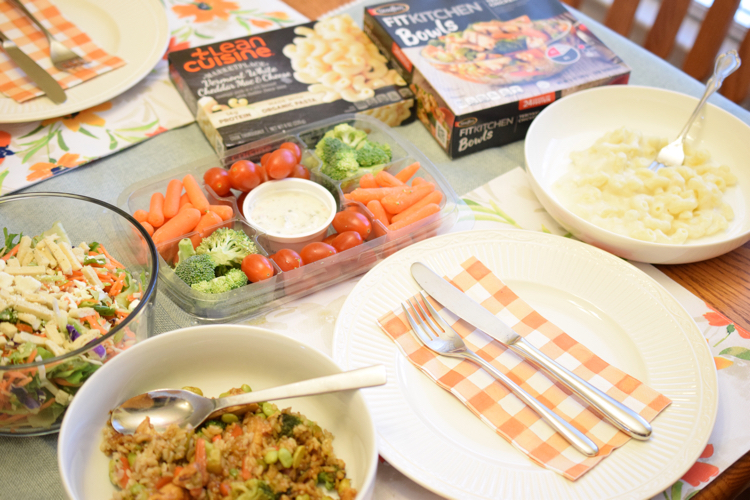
[411,261,521,345]
[410,261,653,440]
[0,31,66,104]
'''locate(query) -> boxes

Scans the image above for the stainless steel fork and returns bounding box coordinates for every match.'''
[7,0,86,71]
[402,292,599,457]
[647,50,740,172]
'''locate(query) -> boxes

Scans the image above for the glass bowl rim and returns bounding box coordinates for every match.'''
[0,192,159,370]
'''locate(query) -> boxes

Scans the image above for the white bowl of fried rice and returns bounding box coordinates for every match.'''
[57,325,378,500]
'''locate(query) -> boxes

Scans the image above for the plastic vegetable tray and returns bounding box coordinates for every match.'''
[118,114,461,323]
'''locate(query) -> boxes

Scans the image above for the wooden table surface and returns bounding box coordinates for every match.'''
[283,1,750,498]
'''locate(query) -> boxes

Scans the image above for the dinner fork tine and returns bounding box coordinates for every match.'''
[401,296,599,457]
[7,0,86,71]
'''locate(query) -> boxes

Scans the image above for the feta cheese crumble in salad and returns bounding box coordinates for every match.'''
[0,223,145,430]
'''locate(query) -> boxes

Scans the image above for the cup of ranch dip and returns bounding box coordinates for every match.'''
[242,178,337,253]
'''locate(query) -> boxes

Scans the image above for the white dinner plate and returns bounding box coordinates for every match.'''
[332,229,718,500]
[0,0,168,122]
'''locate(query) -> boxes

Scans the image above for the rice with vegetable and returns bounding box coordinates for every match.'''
[101,386,358,500]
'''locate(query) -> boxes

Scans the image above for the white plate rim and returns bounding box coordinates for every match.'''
[332,228,718,500]
[0,0,168,122]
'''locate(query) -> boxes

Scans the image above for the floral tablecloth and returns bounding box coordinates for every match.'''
[240,167,750,500]
[0,0,309,195]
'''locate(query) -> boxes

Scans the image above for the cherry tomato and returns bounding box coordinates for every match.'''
[261,153,271,166]
[228,160,261,192]
[300,242,336,264]
[279,142,301,162]
[203,167,232,197]
[323,233,337,245]
[290,164,311,180]
[331,231,363,252]
[256,162,269,183]
[332,211,372,239]
[241,254,275,283]
[270,248,302,272]
[266,149,296,179]
[236,191,249,217]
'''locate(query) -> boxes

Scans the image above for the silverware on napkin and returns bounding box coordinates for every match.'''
[6,0,86,71]
[0,29,66,103]
[411,261,653,440]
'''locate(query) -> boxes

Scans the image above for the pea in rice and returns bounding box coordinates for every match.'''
[101,386,357,500]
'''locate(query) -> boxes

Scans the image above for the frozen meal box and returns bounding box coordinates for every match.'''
[168,15,416,157]
[363,0,630,158]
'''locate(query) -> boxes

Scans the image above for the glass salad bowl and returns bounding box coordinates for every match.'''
[0,193,158,436]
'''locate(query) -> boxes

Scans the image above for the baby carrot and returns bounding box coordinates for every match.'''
[179,203,195,213]
[147,192,165,228]
[133,210,149,223]
[179,193,191,208]
[152,208,201,245]
[381,183,435,215]
[190,211,224,248]
[208,205,233,221]
[163,179,184,219]
[411,177,427,187]
[347,186,407,204]
[375,170,404,188]
[366,200,390,226]
[387,203,440,231]
[140,221,155,236]
[183,174,209,213]
[391,191,443,223]
[359,173,378,189]
[395,162,421,183]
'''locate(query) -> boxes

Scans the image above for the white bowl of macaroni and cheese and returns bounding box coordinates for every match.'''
[524,85,750,264]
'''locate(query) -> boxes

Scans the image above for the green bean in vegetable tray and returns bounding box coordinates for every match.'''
[0,223,144,431]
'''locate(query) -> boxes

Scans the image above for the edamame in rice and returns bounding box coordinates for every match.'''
[101,385,357,500]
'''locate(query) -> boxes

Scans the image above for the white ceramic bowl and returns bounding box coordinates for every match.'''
[58,325,378,500]
[242,178,337,253]
[525,85,750,264]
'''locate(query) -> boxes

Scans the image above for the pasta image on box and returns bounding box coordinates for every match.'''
[169,15,415,157]
[363,0,631,158]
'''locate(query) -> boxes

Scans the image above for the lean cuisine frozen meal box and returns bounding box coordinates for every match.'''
[169,15,415,157]
[364,0,630,158]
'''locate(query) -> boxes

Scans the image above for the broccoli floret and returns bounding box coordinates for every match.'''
[355,141,392,168]
[280,413,302,437]
[195,228,258,267]
[321,148,360,181]
[175,254,216,286]
[317,471,336,490]
[175,238,196,266]
[242,479,276,500]
[322,123,367,148]
[191,268,247,294]
[315,137,348,165]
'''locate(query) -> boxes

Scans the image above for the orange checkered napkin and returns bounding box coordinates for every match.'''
[0,0,125,102]
[378,256,671,481]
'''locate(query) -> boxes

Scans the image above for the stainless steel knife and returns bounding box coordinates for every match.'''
[0,30,66,104]
[411,261,653,440]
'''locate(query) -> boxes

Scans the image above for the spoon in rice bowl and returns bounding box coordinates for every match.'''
[111,365,387,435]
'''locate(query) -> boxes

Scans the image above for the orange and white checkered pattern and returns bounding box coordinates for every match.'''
[0,0,125,103]
[378,256,671,481]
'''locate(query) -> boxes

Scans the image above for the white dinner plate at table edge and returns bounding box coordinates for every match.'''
[0,0,168,122]
[332,229,718,500]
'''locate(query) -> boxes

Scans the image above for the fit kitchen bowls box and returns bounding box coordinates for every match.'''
[169,14,416,157]
[363,0,630,158]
